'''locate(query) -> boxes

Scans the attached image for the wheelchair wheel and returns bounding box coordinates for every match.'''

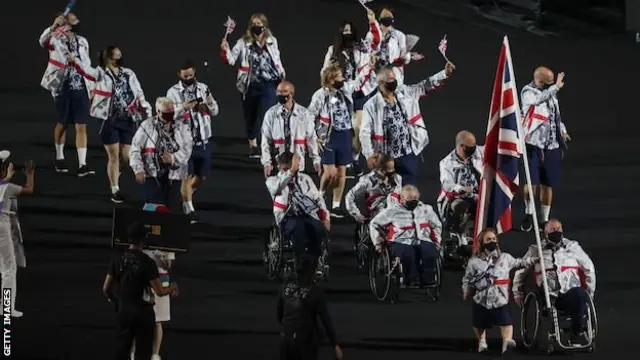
[263,226,284,280]
[368,248,400,303]
[586,294,598,347]
[521,291,541,350]
[318,236,331,281]
[354,224,371,270]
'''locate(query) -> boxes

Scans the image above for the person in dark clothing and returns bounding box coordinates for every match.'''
[102,221,179,360]
[277,258,343,360]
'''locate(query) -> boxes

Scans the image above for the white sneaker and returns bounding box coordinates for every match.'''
[11,310,23,318]
[478,338,488,353]
[502,338,516,353]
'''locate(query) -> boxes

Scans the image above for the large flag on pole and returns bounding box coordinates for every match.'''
[474,36,522,242]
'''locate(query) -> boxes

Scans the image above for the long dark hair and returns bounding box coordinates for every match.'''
[97,46,118,68]
[330,21,360,72]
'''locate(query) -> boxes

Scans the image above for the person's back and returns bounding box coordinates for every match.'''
[109,249,157,310]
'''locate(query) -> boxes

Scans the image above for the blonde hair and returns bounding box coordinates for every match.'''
[321,62,342,88]
[243,13,273,42]
[400,184,419,200]
[473,227,498,256]
[155,97,174,114]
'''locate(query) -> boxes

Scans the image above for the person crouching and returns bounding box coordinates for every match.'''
[462,228,537,354]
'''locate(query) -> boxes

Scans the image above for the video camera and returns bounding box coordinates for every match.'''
[111,207,191,252]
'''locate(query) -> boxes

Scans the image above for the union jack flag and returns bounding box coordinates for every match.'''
[438,35,448,56]
[474,36,523,241]
[224,16,236,35]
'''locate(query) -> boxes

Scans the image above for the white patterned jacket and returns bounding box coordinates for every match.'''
[369,202,442,247]
[463,251,536,309]
[84,66,151,121]
[513,238,596,299]
[130,117,193,181]
[166,81,219,144]
[39,27,94,97]
[345,171,402,220]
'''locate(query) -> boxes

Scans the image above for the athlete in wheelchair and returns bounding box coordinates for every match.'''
[514,219,597,353]
[437,130,484,266]
[368,185,443,302]
[263,152,332,280]
[345,154,402,270]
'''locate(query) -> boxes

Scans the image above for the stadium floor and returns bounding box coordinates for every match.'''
[3,0,639,359]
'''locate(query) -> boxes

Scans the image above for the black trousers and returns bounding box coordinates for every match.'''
[114,304,155,360]
[279,333,319,360]
[555,287,589,334]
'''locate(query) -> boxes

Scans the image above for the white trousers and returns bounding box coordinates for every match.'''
[0,222,17,311]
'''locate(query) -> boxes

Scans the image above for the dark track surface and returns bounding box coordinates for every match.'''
[3,0,639,359]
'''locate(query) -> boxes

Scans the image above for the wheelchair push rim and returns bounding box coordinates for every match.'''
[521,291,540,349]
[264,226,284,280]
[355,224,370,270]
[369,248,399,302]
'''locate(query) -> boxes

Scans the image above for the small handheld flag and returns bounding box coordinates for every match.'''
[438,34,450,63]
[358,0,374,10]
[223,16,236,40]
[63,0,76,16]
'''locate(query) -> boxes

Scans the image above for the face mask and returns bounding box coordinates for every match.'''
[483,242,498,252]
[251,25,264,36]
[70,23,81,33]
[111,58,123,67]
[379,17,394,27]
[181,78,195,86]
[463,145,476,157]
[342,34,354,43]
[333,80,344,90]
[276,94,289,104]
[160,112,174,122]
[384,80,398,92]
[542,83,552,90]
[405,200,419,211]
[547,231,563,244]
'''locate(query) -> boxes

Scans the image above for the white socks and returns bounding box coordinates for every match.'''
[540,205,551,223]
[55,143,65,160]
[353,152,360,161]
[524,199,534,215]
[77,148,87,166]
[111,186,119,195]
[183,201,195,214]
[332,200,340,209]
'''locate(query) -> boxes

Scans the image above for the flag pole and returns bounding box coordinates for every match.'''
[503,36,552,310]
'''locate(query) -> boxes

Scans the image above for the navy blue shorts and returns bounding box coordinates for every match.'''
[526,144,562,187]
[100,115,134,145]
[321,130,353,166]
[472,303,513,329]
[394,153,419,186]
[188,143,211,178]
[54,85,89,126]
[142,177,180,206]
[353,90,377,111]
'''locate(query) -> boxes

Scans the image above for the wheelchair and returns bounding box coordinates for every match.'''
[354,222,373,271]
[439,206,474,270]
[368,242,443,303]
[262,222,331,281]
[520,289,598,353]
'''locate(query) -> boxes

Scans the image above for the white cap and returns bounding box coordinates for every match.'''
[0,150,9,162]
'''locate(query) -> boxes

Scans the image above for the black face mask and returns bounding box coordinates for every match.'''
[542,83,552,90]
[333,80,344,90]
[483,242,498,252]
[379,17,394,27]
[384,80,398,92]
[112,58,123,67]
[342,34,354,44]
[547,231,563,244]
[405,200,419,211]
[463,145,476,157]
[181,78,195,86]
[70,23,81,33]
[374,59,384,71]
[276,94,289,104]
[159,112,175,122]
[376,171,394,181]
[251,26,264,36]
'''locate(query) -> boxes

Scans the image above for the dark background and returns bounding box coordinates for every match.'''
[1,0,639,359]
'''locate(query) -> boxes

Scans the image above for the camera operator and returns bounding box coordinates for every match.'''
[277,257,343,360]
[102,221,178,360]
